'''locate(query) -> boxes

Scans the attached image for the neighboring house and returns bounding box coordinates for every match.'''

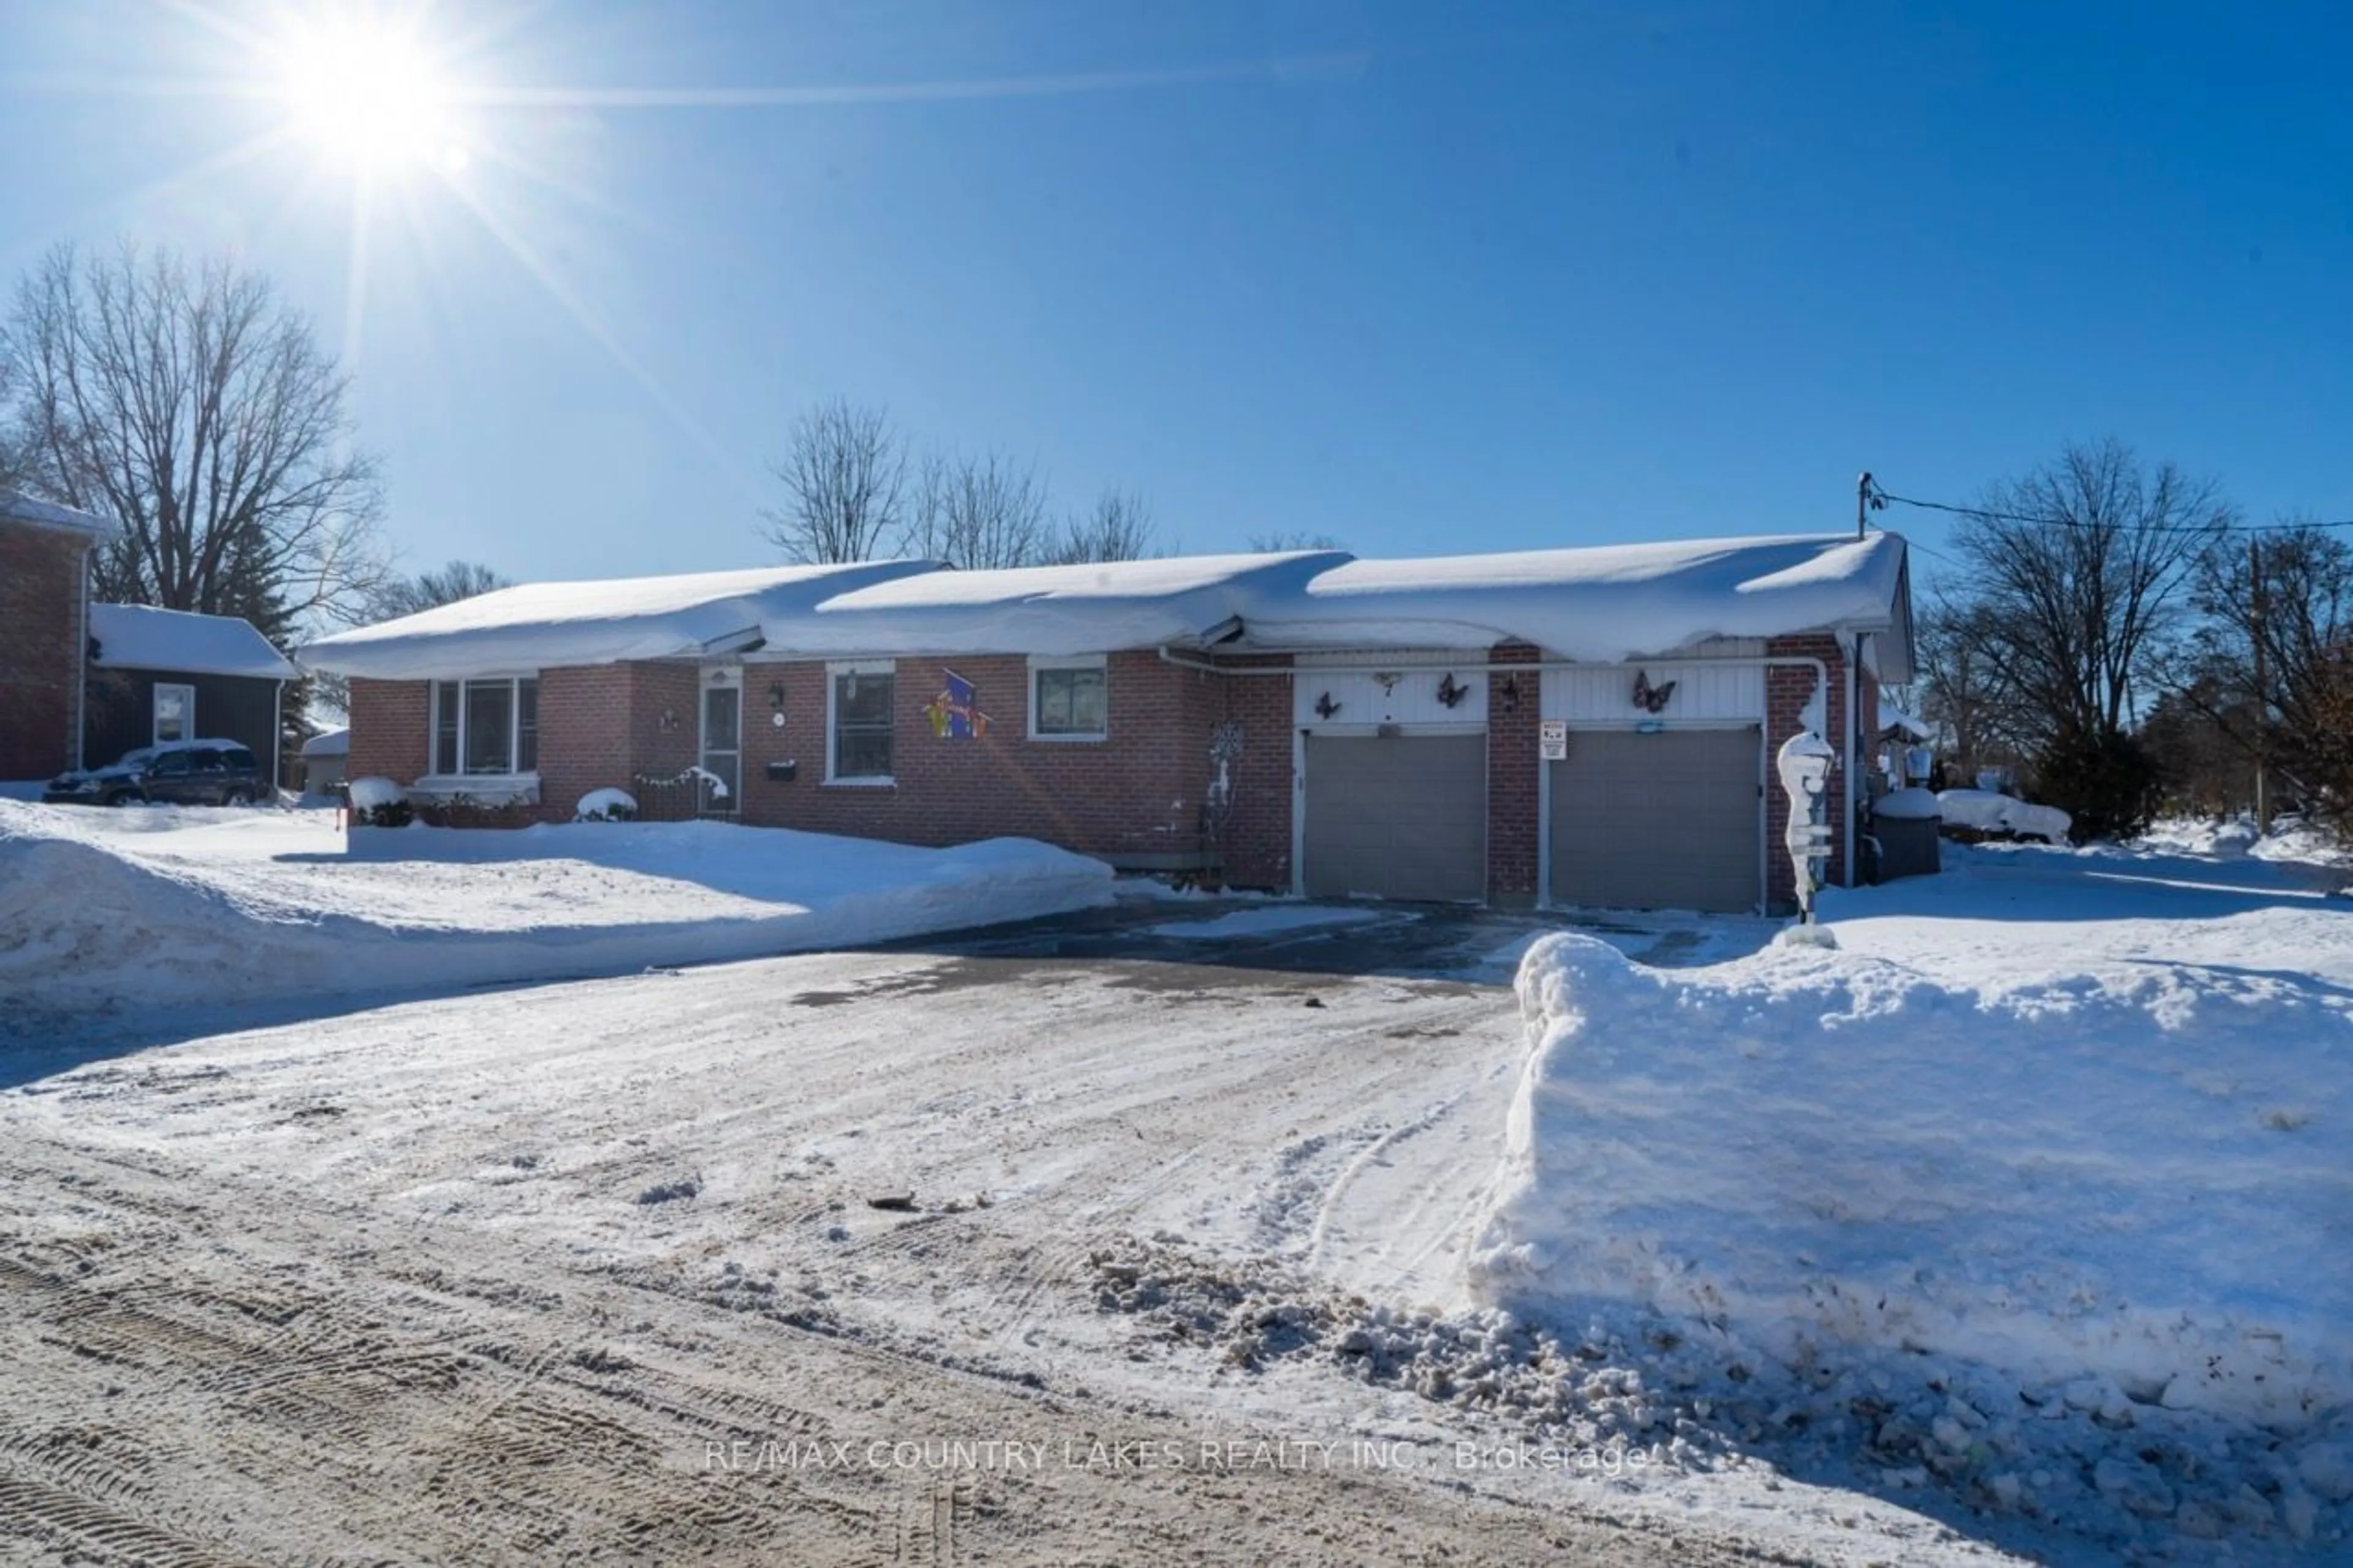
[299,535,1914,914]
[85,603,300,790]
[0,489,112,782]
[300,727,350,795]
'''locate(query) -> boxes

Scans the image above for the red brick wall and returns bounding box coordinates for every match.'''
[350,665,702,822]
[1764,633,1852,909]
[1484,643,1543,906]
[0,521,92,779]
[1209,653,1295,890]
[732,650,1250,874]
[535,667,633,819]
[346,678,430,786]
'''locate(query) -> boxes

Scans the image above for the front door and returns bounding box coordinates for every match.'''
[700,672,741,816]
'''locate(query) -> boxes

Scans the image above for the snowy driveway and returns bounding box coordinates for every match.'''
[0,944,1998,1566]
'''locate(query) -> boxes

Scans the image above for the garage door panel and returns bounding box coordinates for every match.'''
[1303,734,1485,903]
[1547,727,1760,914]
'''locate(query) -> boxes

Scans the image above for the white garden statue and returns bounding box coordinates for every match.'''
[1776,730,1838,928]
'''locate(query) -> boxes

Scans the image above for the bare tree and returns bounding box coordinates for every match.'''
[2,242,386,640]
[907,449,1051,569]
[1914,596,2029,786]
[1049,487,1159,564]
[371,559,513,620]
[757,399,908,564]
[1248,529,1346,553]
[1947,437,2231,746]
[2177,523,2353,827]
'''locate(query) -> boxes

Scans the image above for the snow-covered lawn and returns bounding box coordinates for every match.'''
[0,800,1112,1021]
[1475,835,2352,1558]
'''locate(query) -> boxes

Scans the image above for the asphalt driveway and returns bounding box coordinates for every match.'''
[892,885,1783,984]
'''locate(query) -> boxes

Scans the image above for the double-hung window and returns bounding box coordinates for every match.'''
[828,662,895,782]
[1029,655,1107,741]
[431,677,539,776]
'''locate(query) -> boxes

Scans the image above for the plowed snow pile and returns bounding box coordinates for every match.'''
[1472,900,2353,1555]
[0,801,1111,1020]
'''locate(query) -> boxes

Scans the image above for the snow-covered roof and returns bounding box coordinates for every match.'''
[779,552,1352,657]
[300,727,350,759]
[292,534,1914,677]
[90,603,298,680]
[296,561,941,680]
[1237,533,1910,657]
[0,488,114,537]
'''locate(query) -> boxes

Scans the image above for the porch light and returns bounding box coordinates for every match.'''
[767,682,785,710]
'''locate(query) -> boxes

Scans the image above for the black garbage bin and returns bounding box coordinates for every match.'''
[1868,789,1942,882]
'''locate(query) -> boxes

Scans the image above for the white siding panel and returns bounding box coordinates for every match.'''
[1542,661,1765,724]
[1294,653,1488,726]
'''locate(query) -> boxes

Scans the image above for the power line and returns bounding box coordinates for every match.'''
[1874,485,2353,537]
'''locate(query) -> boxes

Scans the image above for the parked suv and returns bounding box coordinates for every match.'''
[42,741,267,808]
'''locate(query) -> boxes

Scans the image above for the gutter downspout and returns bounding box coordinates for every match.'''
[1156,646,1833,686]
[273,678,286,798]
[1844,637,1859,889]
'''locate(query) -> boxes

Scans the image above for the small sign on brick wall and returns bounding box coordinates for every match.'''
[1539,719,1567,760]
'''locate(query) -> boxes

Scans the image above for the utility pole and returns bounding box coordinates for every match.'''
[1857,472,1884,539]
[2251,535,2270,833]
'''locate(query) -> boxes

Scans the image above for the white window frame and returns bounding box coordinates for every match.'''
[422,675,541,786]
[152,682,196,745]
[1026,653,1109,743]
[825,659,896,786]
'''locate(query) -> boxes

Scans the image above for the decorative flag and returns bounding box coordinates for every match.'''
[925,669,991,740]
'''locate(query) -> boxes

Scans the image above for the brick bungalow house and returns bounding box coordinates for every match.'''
[300,534,1914,914]
[1,489,111,782]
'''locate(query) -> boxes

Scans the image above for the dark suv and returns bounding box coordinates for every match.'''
[43,742,268,808]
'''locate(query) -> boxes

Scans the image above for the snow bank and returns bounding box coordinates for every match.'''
[574,787,637,820]
[1471,933,2351,1544]
[1936,789,2070,844]
[0,803,1111,1021]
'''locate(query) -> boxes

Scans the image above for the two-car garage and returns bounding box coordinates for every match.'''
[1289,655,1768,914]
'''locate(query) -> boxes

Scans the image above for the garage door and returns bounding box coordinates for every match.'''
[1302,733,1486,902]
[1548,727,1761,913]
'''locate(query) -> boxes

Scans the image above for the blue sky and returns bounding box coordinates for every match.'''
[4,1,2348,588]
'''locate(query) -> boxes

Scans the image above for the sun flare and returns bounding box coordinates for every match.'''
[277,13,463,173]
